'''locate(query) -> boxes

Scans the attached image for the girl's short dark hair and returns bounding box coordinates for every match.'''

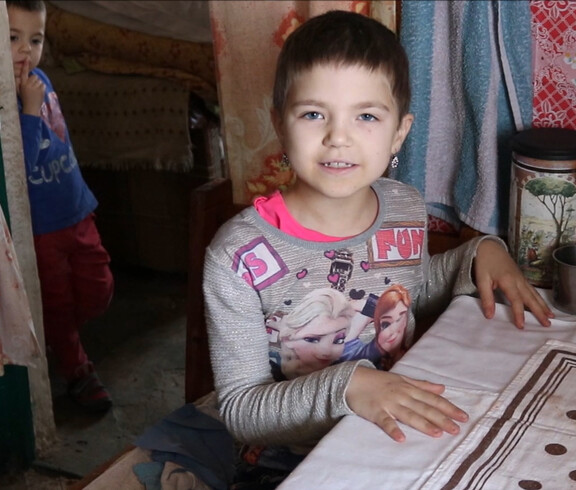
[273,10,410,120]
[6,0,46,12]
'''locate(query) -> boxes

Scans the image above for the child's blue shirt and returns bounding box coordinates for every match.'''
[18,68,97,235]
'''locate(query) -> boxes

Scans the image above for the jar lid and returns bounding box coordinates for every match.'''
[511,128,576,160]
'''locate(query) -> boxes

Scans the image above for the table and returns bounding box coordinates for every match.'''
[279,290,576,490]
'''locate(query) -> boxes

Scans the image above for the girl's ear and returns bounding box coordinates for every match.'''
[271,108,285,146]
[392,113,414,153]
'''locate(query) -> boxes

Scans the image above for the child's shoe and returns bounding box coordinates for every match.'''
[67,366,112,413]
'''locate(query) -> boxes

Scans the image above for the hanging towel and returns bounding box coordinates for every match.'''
[392,1,533,235]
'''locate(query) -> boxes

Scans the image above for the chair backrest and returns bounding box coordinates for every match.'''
[185,178,242,402]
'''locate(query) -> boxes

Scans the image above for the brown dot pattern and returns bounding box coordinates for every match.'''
[518,422,576,489]
[545,443,567,455]
[518,480,542,489]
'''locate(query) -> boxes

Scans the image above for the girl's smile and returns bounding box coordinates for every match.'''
[321,161,355,169]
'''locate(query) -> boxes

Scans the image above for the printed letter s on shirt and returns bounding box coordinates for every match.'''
[232,237,289,291]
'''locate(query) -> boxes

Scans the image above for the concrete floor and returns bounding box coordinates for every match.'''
[0,265,188,489]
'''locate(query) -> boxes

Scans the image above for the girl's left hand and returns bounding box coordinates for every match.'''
[473,239,554,329]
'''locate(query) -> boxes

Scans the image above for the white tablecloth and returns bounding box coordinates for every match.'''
[279,291,576,490]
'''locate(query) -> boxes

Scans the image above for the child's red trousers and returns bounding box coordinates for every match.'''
[34,213,114,380]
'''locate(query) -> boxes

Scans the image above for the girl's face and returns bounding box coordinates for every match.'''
[274,63,412,205]
[377,301,408,353]
[283,313,349,373]
[8,7,45,82]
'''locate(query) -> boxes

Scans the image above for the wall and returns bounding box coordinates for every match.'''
[0,0,55,455]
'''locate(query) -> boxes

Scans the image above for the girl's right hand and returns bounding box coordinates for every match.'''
[345,366,469,442]
[19,59,45,116]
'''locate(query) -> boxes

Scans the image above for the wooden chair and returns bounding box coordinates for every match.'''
[185,178,240,403]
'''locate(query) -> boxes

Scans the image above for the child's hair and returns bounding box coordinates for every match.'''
[273,10,411,120]
[6,0,46,12]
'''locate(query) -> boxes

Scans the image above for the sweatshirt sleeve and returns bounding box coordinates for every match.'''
[203,247,373,447]
[18,69,75,179]
[414,235,507,318]
[19,113,43,174]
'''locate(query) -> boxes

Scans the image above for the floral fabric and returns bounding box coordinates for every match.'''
[209,0,396,205]
[0,207,41,372]
[532,1,576,130]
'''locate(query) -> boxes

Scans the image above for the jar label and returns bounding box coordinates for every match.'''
[509,161,576,288]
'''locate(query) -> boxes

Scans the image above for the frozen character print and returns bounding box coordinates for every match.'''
[275,288,355,379]
[373,284,410,369]
[339,284,410,370]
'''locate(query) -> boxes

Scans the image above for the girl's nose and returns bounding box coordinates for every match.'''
[323,120,351,147]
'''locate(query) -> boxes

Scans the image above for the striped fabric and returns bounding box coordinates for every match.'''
[392,1,533,236]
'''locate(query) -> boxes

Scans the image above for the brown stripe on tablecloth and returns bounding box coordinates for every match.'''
[441,349,576,489]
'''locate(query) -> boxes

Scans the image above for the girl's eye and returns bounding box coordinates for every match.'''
[32,39,43,46]
[303,112,323,120]
[10,35,17,42]
[359,113,377,122]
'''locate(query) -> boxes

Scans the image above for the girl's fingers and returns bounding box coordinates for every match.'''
[21,59,29,82]
[379,416,406,443]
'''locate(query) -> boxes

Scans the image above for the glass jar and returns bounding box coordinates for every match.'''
[508,127,576,288]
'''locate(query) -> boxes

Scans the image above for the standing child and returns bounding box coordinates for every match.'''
[8,0,114,412]
[203,9,553,484]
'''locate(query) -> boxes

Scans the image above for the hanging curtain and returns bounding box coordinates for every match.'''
[531,1,576,130]
[0,205,41,375]
[209,0,397,205]
[0,9,42,375]
[392,1,533,236]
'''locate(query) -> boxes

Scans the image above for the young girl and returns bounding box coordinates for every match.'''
[203,9,552,480]
[8,0,114,412]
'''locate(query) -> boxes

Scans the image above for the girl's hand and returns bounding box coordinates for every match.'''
[18,59,45,116]
[346,366,468,442]
[474,239,554,329]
